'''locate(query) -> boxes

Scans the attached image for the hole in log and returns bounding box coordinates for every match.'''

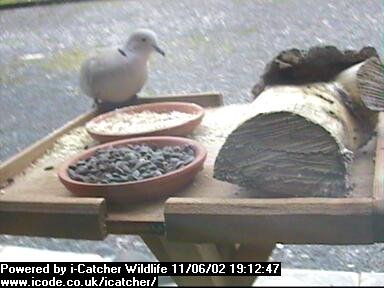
[314,93,335,104]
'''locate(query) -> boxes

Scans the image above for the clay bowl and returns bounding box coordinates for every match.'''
[57,136,207,203]
[86,102,205,143]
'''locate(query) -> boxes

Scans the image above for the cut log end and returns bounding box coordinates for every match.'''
[214,112,352,198]
[357,57,384,111]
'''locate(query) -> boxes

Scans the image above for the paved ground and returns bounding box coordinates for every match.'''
[0,0,383,272]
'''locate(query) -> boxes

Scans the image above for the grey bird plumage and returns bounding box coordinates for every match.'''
[80,29,165,104]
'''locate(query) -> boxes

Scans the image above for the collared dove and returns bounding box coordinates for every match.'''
[80,29,165,106]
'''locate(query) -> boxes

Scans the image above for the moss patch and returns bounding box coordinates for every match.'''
[238,27,258,36]
[0,59,29,85]
[42,49,87,72]
[0,0,48,5]
[187,33,210,48]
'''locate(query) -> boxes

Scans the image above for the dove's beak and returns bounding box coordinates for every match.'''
[153,45,165,56]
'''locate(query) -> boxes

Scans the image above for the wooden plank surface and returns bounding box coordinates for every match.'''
[0,93,380,241]
[0,92,226,239]
[0,110,97,184]
[0,92,223,185]
[138,92,224,107]
[373,113,384,240]
[162,111,382,244]
[0,197,106,240]
[164,197,375,244]
[373,113,384,204]
[109,132,376,235]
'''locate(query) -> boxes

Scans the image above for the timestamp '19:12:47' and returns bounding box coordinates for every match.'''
[229,263,281,275]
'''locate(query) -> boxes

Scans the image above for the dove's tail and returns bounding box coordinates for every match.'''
[79,58,97,99]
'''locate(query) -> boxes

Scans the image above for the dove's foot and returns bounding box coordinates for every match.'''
[96,95,140,113]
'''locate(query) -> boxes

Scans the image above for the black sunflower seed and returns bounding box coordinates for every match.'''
[67,144,196,184]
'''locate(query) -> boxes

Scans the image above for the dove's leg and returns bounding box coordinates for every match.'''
[96,95,140,113]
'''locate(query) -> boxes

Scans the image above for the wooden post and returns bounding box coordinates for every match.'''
[228,243,276,286]
[142,236,274,287]
[141,236,233,286]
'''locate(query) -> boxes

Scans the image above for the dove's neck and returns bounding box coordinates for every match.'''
[122,44,151,62]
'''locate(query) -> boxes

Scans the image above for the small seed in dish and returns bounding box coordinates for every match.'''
[68,144,196,184]
[86,110,195,135]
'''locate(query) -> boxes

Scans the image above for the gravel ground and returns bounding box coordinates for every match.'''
[0,0,383,272]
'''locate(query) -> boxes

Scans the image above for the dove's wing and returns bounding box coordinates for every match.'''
[80,50,147,102]
[80,57,98,99]
[80,51,123,99]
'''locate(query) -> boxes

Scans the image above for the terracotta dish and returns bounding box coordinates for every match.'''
[58,137,207,203]
[86,102,205,143]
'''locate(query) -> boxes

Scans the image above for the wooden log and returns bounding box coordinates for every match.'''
[214,83,363,197]
[215,47,383,198]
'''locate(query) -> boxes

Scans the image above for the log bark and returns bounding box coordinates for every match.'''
[252,46,379,98]
[214,46,383,198]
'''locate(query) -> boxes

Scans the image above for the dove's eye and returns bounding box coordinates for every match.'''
[141,38,146,42]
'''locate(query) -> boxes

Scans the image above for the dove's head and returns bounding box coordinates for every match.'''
[125,29,165,57]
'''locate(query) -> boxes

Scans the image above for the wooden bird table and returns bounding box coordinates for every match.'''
[0,92,383,287]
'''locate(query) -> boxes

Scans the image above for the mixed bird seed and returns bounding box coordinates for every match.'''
[68,144,196,184]
[86,110,195,135]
